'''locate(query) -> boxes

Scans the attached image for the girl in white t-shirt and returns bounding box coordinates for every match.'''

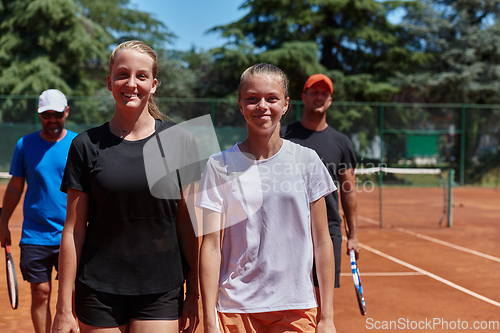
[197,63,337,333]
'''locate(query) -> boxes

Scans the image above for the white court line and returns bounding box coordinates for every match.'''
[359,216,500,264]
[360,242,500,308]
[341,272,424,277]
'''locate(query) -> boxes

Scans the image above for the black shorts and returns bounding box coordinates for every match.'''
[313,234,342,288]
[19,244,59,283]
[75,281,183,327]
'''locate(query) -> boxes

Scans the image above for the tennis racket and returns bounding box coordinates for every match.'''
[344,216,366,315]
[5,244,19,309]
[349,250,366,315]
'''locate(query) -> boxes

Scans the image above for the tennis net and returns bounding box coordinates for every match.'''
[353,167,452,227]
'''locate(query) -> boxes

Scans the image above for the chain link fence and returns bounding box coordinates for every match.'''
[1,96,499,186]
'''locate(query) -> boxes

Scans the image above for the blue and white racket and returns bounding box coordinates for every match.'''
[350,249,366,315]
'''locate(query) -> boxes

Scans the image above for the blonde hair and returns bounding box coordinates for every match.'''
[109,40,165,120]
[238,63,290,100]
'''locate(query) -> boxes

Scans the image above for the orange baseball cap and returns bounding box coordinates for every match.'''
[303,74,333,94]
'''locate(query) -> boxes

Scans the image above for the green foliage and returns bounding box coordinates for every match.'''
[0,0,109,96]
[0,0,175,97]
[66,88,115,125]
[395,0,500,104]
[0,0,175,124]
[0,0,497,184]
[204,42,259,98]
[155,49,200,98]
[462,108,500,184]
[76,0,175,50]
[202,0,440,105]
[258,41,325,98]
[210,0,418,82]
[391,0,500,183]
[327,70,400,102]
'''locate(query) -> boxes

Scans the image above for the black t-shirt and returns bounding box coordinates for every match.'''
[281,122,357,235]
[61,119,200,295]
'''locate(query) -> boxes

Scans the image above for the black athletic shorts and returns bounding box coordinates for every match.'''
[20,244,59,283]
[75,280,183,327]
[313,234,342,288]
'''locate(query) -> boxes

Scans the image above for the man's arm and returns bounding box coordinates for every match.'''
[0,176,25,247]
[339,168,360,257]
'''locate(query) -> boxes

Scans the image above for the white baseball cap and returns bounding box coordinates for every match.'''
[37,89,68,113]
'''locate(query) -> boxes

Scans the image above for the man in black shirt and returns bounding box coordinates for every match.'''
[281,74,360,291]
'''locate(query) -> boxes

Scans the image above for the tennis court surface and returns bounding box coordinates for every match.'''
[1,184,499,332]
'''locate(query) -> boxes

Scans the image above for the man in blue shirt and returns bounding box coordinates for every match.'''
[0,89,77,333]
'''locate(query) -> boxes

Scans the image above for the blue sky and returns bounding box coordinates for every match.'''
[130,0,405,51]
[130,0,250,51]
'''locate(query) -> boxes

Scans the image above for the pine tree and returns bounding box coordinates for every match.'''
[209,0,418,81]
[396,0,500,104]
[0,0,173,96]
[395,0,500,183]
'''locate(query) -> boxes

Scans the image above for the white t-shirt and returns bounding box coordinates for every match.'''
[196,139,336,313]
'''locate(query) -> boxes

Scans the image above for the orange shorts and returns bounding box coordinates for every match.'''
[217,308,317,333]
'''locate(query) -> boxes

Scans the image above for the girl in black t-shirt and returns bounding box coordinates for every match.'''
[52,41,199,333]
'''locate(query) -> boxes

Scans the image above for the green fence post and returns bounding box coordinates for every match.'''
[210,99,215,122]
[460,105,465,186]
[379,103,384,228]
[295,102,301,122]
[34,97,39,126]
[448,169,455,227]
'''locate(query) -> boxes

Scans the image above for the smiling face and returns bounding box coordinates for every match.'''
[302,81,333,116]
[238,73,289,135]
[107,49,157,113]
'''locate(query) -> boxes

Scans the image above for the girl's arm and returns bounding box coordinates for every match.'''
[199,209,223,333]
[311,197,337,333]
[52,189,88,333]
[176,182,200,333]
